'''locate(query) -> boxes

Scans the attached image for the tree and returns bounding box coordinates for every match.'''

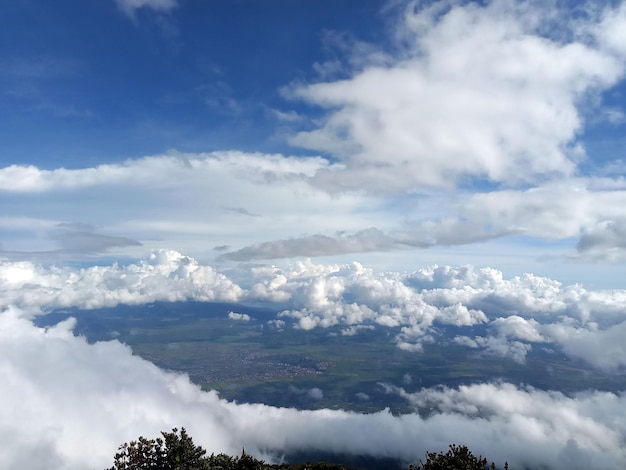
[107,427,211,470]
[107,429,507,470]
[409,444,503,470]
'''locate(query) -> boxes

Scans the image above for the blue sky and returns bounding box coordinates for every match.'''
[2,0,626,287]
[0,0,386,164]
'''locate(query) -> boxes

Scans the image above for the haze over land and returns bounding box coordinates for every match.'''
[2,0,626,469]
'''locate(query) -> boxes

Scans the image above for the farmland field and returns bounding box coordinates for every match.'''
[38,301,626,413]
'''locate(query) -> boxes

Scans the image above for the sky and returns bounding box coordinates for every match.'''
[2,0,626,469]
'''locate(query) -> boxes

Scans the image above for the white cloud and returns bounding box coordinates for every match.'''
[1,308,625,469]
[228,311,251,322]
[247,259,626,369]
[0,152,385,261]
[433,180,626,242]
[289,0,626,192]
[385,381,626,467]
[341,324,375,336]
[491,315,547,343]
[474,335,532,364]
[0,152,328,193]
[3,251,626,370]
[4,152,626,267]
[0,249,242,312]
[115,0,177,17]
[543,320,626,372]
[1,250,626,467]
[593,2,626,58]
[576,219,626,261]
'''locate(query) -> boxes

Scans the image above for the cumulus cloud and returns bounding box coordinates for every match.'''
[2,251,626,370]
[248,259,626,369]
[2,250,626,467]
[1,308,625,469]
[0,249,242,312]
[228,311,251,322]
[544,319,626,372]
[289,0,626,192]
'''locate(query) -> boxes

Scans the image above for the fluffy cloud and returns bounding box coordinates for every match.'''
[2,251,626,370]
[384,382,626,468]
[228,311,251,322]
[290,0,626,192]
[2,251,626,467]
[248,259,626,369]
[1,308,625,470]
[0,249,242,312]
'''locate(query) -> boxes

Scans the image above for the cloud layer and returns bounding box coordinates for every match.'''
[1,305,625,470]
[3,250,626,371]
[6,153,626,268]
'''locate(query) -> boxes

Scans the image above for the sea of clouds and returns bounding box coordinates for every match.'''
[2,249,626,469]
[4,0,626,467]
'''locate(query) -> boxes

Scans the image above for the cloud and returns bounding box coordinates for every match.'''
[222,207,260,218]
[0,221,142,261]
[576,219,626,261]
[219,228,403,261]
[0,249,242,312]
[288,385,324,401]
[447,181,626,240]
[473,335,532,364]
[247,259,626,369]
[216,175,626,262]
[543,320,626,372]
[228,311,251,322]
[383,381,626,467]
[0,152,380,262]
[1,308,625,469]
[51,222,141,253]
[491,315,547,343]
[4,152,626,266]
[115,0,177,17]
[289,0,626,192]
[0,152,329,193]
[3,251,626,370]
